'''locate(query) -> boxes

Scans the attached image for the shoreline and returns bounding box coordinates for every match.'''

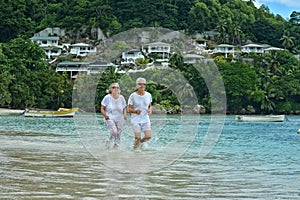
[0,108,25,116]
[1,108,299,116]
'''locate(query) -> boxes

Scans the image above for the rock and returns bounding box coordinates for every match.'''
[193,105,206,114]
[240,108,246,114]
[152,105,165,114]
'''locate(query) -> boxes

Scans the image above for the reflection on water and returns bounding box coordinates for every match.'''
[1,115,300,199]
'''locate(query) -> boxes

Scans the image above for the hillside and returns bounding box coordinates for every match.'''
[0,0,299,53]
[0,0,300,114]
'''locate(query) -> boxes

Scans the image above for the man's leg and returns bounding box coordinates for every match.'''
[141,130,151,143]
[141,123,151,143]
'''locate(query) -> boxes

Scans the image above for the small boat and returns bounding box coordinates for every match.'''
[236,115,285,122]
[24,108,78,118]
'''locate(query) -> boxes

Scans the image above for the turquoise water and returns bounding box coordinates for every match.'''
[1,114,300,199]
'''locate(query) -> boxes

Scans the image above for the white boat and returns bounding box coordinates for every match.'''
[24,108,78,118]
[236,115,285,122]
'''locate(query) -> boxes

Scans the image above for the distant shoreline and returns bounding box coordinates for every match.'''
[0,108,25,116]
[1,108,299,116]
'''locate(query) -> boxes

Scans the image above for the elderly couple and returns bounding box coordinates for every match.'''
[100,77,152,149]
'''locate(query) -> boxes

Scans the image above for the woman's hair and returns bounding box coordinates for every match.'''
[107,83,120,94]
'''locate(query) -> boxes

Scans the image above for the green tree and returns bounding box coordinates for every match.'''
[217,61,259,112]
[0,0,35,42]
[254,50,300,113]
[188,2,211,33]
[216,19,229,43]
[0,45,13,105]
[0,71,13,106]
[289,11,300,25]
[280,31,295,50]
[1,37,72,109]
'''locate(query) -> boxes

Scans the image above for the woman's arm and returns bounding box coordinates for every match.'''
[123,106,127,120]
[100,105,109,120]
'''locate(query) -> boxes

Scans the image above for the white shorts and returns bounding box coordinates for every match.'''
[131,122,151,133]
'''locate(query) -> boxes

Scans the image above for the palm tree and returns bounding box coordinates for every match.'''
[175,80,195,104]
[280,31,295,50]
[231,24,242,45]
[265,51,281,73]
[258,66,277,113]
[260,82,276,113]
[216,19,228,43]
[289,11,300,25]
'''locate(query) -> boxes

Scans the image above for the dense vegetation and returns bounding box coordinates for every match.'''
[1,0,300,49]
[0,38,72,109]
[0,0,300,113]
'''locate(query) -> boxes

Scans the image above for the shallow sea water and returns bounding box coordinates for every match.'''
[1,114,300,199]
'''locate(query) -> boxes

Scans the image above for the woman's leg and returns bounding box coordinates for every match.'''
[115,121,124,146]
[106,120,118,148]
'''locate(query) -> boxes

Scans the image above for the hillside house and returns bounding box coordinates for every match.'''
[43,47,63,59]
[56,60,116,79]
[142,42,171,62]
[193,38,207,52]
[264,47,284,53]
[121,50,145,65]
[30,36,63,58]
[30,36,59,47]
[56,61,89,79]
[183,54,205,64]
[213,44,235,58]
[69,43,97,57]
[241,44,265,54]
[88,62,117,74]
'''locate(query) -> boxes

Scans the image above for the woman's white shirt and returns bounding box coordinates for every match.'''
[101,94,126,121]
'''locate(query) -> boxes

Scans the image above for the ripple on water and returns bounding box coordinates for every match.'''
[1,115,300,198]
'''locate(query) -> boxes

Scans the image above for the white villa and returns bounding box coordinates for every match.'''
[56,61,116,79]
[121,50,144,65]
[183,54,205,64]
[193,38,207,52]
[30,36,97,58]
[264,47,284,53]
[30,36,63,59]
[142,42,171,62]
[241,44,265,54]
[30,36,59,47]
[69,43,97,57]
[56,61,88,79]
[213,44,235,58]
[43,47,63,59]
[88,62,117,74]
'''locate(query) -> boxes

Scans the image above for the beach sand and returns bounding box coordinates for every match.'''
[0,108,25,116]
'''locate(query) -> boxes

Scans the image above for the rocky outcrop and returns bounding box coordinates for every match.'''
[193,105,206,114]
